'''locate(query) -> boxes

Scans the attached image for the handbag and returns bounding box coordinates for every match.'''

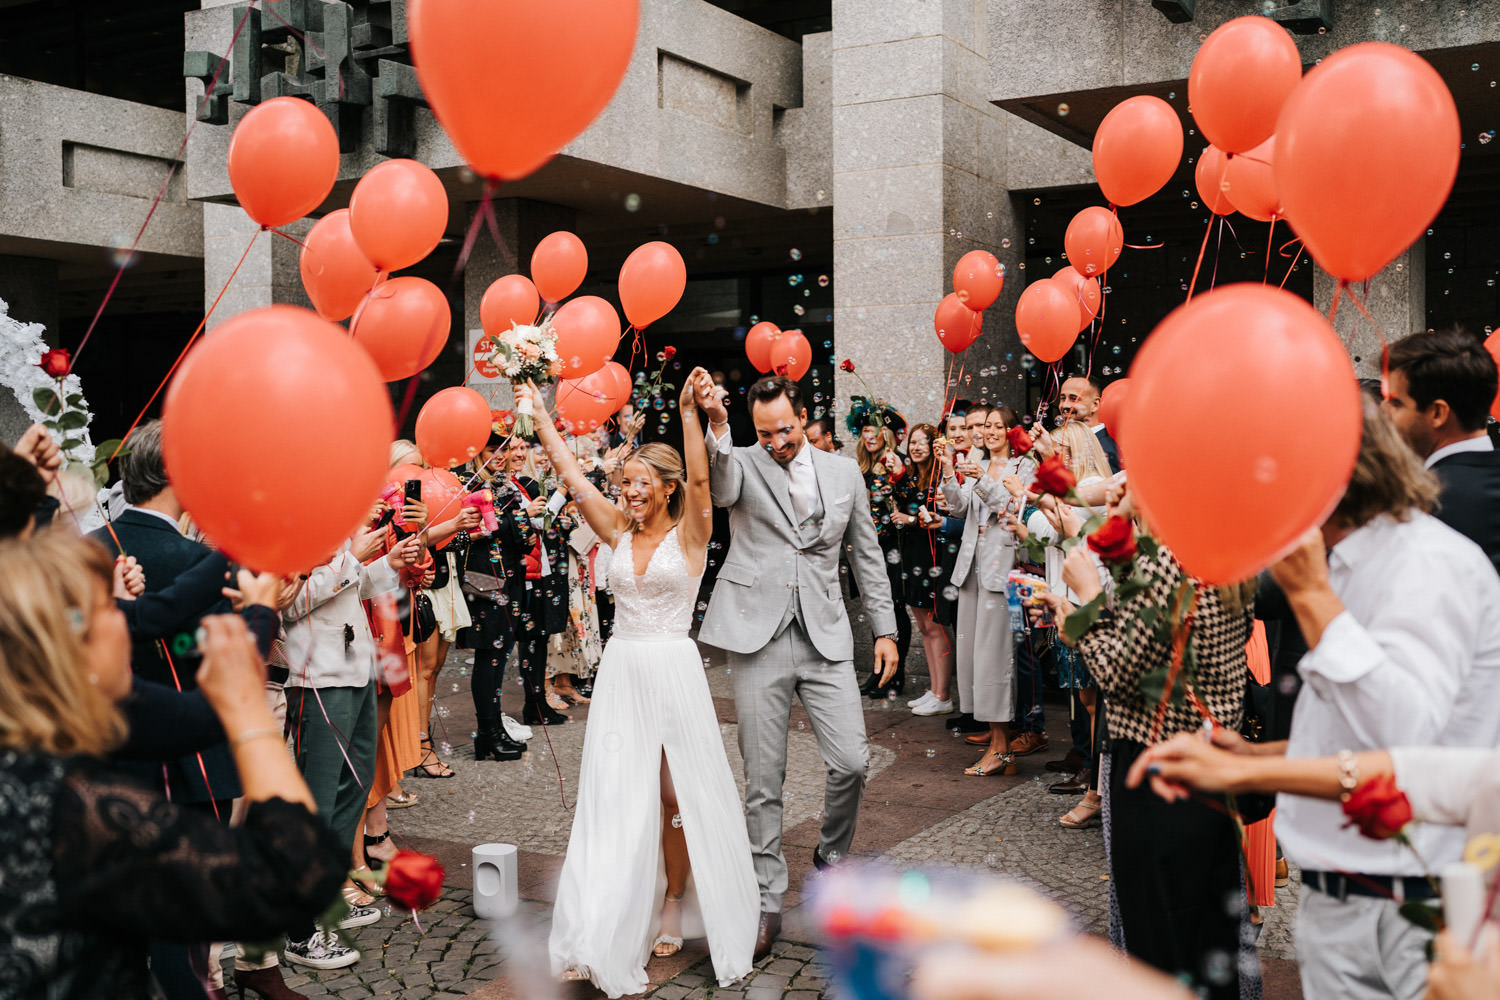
[396,588,437,645]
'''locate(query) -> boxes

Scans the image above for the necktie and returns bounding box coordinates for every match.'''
[787,461,812,525]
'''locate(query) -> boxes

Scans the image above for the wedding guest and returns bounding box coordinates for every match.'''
[895,423,957,716]
[941,406,990,737]
[1059,374,1119,473]
[1383,327,1500,574]
[508,437,572,727]
[805,416,840,454]
[0,533,345,999]
[851,400,914,699]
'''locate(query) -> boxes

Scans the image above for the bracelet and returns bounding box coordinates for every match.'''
[231,727,284,749]
[1336,748,1360,801]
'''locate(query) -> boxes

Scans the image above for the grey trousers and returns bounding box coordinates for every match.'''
[954,573,1015,722]
[730,619,869,914]
[288,681,378,854]
[1296,888,1430,1000]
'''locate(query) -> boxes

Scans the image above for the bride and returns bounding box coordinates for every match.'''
[524,370,758,997]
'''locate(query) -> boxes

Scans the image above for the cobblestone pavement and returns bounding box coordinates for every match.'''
[238,645,1304,999]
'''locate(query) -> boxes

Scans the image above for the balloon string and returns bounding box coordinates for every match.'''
[450,179,500,289]
[1209,217,1224,293]
[1122,241,1164,250]
[68,3,255,372]
[110,230,261,461]
[1262,218,1277,285]
[1277,241,1304,291]
[480,192,518,273]
[270,228,308,250]
[1184,214,1215,304]
[1276,237,1303,258]
[1341,281,1392,396]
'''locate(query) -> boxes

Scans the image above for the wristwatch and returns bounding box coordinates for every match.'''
[876,632,899,643]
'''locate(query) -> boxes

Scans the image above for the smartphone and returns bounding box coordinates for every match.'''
[404,479,422,503]
[371,507,396,530]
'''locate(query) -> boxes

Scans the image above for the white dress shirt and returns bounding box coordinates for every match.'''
[125,504,184,532]
[1424,433,1495,469]
[1277,512,1500,876]
[707,423,818,524]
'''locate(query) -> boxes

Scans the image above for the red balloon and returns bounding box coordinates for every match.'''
[531,232,588,303]
[1092,95,1184,207]
[934,293,983,353]
[1488,333,1500,421]
[619,241,687,329]
[1065,207,1124,278]
[226,97,339,229]
[770,330,812,381]
[1015,280,1080,364]
[1188,16,1302,154]
[415,386,492,468]
[599,361,634,407]
[162,306,392,576]
[952,250,1005,311]
[1275,43,1460,282]
[481,274,541,337]
[350,276,450,381]
[1225,137,1281,222]
[1097,378,1131,438]
[555,367,626,434]
[348,159,449,272]
[552,295,621,378]
[1052,266,1101,334]
[299,210,379,322]
[408,0,638,181]
[745,321,782,373]
[1120,284,1361,584]
[1195,146,1234,216]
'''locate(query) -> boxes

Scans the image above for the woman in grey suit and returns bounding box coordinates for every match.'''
[941,405,1035,776]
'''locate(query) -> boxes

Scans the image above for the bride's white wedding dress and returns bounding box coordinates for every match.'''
[548,525,758,997]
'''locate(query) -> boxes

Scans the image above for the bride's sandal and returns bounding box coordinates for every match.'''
[652,895,685,958]
[562,968,591,982]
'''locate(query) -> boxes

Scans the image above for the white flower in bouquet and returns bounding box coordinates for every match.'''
[490,322,562,436]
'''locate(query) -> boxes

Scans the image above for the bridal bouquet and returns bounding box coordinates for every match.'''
[489,322,562,437]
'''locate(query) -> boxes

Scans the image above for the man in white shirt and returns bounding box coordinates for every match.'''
[1255,402,1500,1000]
[1058,375,1119,472]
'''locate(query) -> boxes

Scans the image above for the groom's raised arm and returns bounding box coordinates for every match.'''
[705,421,742,507]
[841,466,898,638]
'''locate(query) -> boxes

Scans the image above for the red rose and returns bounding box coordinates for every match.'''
[662,346,677,361]
[1031,453,1076,497]
[1007,425,1033,456]
[1341,774,1413,841]
[383,850,445,911]
[840,359,856,373]
[1087,515,1138,565]
[38,348,71,378]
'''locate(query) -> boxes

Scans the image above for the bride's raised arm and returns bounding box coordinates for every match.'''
[523,381,630,547]
[678,369,713,556]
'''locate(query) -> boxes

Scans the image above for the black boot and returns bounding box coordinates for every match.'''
[474,722,523,761]
[859,671,883,696]
[869,664,907,700]
[522,702,568,726]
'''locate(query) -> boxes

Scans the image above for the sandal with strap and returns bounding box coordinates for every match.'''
[652,895,685,958]
[1059,797,1103,829]
[964,750,1018,777]
[364,831,394,871]
[343,880,378,908]
[562,968,591,982]
[385,787,419,809]
[410,739,456,779]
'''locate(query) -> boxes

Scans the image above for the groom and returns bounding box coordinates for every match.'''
[695,373,899,958]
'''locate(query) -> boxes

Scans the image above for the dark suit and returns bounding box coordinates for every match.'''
[1431,447,1500,578]
[1094,424,1121,473]
[89,509,241,803]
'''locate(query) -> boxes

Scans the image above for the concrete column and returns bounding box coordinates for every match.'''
[830,0,1012,427]
[1313,241,1426,379]
[202,203,311,330]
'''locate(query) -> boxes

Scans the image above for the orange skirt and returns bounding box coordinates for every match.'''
[1244,620,1277,907]
[367,650,426,808]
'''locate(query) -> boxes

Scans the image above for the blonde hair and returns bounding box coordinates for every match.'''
[855,425,897,475]
[0,533,128,756]
[624,442,686,529]
[389,439,424,469]
[1053,422,1113,482]
[1331,399,1441,529]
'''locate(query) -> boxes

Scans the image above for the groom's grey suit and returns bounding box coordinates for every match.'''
[699,430,897,913]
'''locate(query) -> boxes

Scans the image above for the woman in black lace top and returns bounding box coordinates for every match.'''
[0,533,346,1000]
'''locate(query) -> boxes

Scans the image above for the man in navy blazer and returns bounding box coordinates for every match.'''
[1384,329,1500,577]
[1059,374,1120,473]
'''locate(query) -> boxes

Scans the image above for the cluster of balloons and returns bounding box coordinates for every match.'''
[745,322,813,381]
[933,250,1004,355]
[1012,222,1110,364]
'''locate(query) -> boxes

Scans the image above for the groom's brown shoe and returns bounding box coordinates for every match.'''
[753,911,781,961]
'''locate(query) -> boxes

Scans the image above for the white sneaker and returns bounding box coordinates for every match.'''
[907,690,936,709]
[502,714,533,742]
[913,697,954,716]
[284,931,360,970]
[339,904,382,929]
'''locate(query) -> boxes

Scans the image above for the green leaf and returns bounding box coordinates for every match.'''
[1398,900,1442,933]
[1139,664,1169,705]
[1060,535,1082,554]
[60,438,83,450]
[1022,535,1048,565]
[56,410,88,430]
[93,438,124,458]
[65,394,85,408]
[1062,592,1106,644]
[32,387,61,414]
[1080,514,1105,536]
[1137,535,1160,559]
[42,420,60,431]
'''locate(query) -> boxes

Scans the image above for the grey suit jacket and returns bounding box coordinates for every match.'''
[699,435,897,662]
[942,455,1033,592]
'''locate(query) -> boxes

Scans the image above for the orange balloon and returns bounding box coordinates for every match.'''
[226,97,339,229]
[619,241,687,329]
[770,330,812,381]
[934,293,983,353]
[1052,266,1101,333]
[408,0,638,181]
[531,232,588,303]
[415,387,493,468]
[1195,146,1235,216]
[1274,42,1460,283]
[1120,284,1361,584]
[599,361,634,408]
[1092,95,1184,207]
[745,321,782,373]
[555,367,627,433]
[348,159,449,272]
[1097,378,1131,438]
[162,305,392,576]
[1488,332,1500,421]
[952,250,1005,310]
[481,274,541,337]
[1225,137,1280,222]
[1065,207,1124,278]
[1015,280,1080,364]
[350,276,451,381]
[1188,16,1302,154]
[299,209,379,322]
[552,295,621,378]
